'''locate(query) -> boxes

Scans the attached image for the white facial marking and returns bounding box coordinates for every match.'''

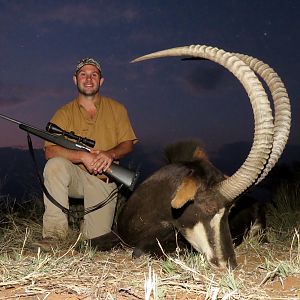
[185,207,227,267]
[185,222,214,261]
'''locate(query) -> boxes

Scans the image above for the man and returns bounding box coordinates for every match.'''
[37,58,137,246]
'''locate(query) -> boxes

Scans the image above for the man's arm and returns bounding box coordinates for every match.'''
[105,140,134,160]
[44,145,100,174]
[45,145,83,162]
[44,140,134,174]
[91,140,134,173]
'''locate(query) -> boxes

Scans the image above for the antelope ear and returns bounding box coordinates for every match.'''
[171,175,198,209]
[193,147,209,160]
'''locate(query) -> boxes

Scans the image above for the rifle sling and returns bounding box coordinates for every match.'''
[27,133,70,215]
[27,133,118,217]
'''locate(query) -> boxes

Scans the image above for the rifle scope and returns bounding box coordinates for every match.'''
[46,122,95,148]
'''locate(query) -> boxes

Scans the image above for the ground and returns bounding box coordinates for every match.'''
[0,239,299,300]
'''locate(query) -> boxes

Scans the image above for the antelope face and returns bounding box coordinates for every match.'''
[170,171,236,268]
[183,205,236,268]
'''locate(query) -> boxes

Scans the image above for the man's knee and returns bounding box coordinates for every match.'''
[44,157,72,179]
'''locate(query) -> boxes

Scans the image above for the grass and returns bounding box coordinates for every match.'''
[0,175,300,299]
[267,181,300,235]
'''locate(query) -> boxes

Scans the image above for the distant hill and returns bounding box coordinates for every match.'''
[0,142,299,203]
[0,147,45,203]
[211,142,300,175]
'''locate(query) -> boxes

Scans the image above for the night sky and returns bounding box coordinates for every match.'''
[0,0,299,161]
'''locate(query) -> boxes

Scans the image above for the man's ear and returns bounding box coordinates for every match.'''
[73,75,77,86]
[100,77,104,86]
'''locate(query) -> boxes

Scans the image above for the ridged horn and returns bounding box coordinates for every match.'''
[131,45,274,201]
[233,53,291,183]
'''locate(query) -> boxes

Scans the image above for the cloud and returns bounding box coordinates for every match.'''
[0,2,140,28]
[184,64,227,92]
[33,4,101,26]
[0,82,29,107]
[0,80,73,108]
[0,96,26,107]
[51,3,140,26]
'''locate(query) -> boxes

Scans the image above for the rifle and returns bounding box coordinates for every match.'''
[0,113,139,191]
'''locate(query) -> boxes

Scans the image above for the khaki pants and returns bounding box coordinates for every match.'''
[43,157,117,239]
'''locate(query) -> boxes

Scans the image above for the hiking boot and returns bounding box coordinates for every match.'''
[30,238,59,252]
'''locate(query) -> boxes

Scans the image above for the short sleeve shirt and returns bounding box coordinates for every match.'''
[45,95,137,171]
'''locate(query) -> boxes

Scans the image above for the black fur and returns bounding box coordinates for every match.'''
[89,141,266,267]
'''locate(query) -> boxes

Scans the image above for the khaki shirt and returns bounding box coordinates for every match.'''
[45,95,137,173]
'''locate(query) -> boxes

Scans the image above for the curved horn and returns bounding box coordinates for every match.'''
[132,45,274,201]
[233,53,291,183]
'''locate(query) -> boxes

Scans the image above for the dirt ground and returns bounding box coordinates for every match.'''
[0,242,299,300]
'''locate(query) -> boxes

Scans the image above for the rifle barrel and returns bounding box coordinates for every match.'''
[0,113,22,125]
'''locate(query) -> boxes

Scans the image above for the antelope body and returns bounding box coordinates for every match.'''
[89,45,291,268]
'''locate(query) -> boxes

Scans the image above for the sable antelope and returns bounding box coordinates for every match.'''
[90,45,291,268]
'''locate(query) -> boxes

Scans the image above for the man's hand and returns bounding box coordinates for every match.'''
[86,150,115,174]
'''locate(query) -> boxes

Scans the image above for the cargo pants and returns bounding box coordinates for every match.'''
[42,157,117,239]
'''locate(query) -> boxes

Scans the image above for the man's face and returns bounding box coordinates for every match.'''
[73,65,103,96]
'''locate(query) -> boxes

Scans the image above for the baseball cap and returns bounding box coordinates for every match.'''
[75,58,102,75]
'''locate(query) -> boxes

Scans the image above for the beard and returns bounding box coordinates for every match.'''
[76,84,99,97]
